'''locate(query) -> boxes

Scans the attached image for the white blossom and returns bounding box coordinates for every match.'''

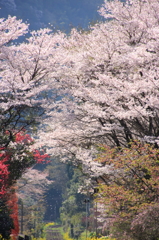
[34,0,159,178]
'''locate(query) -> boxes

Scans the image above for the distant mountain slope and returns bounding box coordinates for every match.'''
[0,0,104,31]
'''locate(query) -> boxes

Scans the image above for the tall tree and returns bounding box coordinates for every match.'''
[0,15,66,149]
[36,0,159,172]
[95,141,159,240]
[0,15,65,238]
[17,168,52,236]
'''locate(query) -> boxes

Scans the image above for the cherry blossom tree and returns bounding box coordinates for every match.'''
[2,1,159,176]
[0,15,66,149]
[2,2,159,237]
[17,168,53,202]
[30,2,159,236]
[0,15,65,238]
[36,0,159,172]
[17,168,53,235]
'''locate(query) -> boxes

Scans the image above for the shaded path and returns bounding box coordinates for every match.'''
[46,225,64,240]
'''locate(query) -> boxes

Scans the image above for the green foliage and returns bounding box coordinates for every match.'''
[43,222,55,230]
[20,199,46,238]
[41,222,55,239]
[62,231,74,240]
[79,231,116,240]
[60,166,87,238]
[96,141,159,239]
